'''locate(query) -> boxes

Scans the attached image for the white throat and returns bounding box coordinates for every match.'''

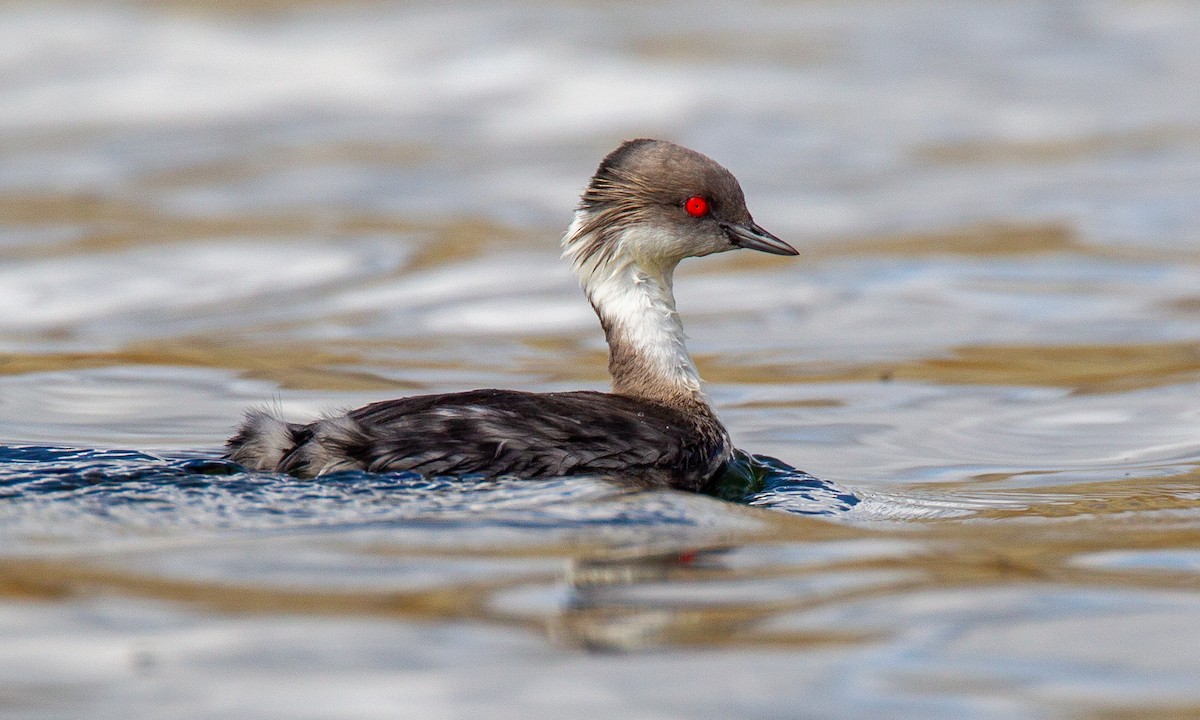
[563,211,705,403]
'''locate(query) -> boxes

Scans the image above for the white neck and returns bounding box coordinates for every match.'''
[563,213,706,405]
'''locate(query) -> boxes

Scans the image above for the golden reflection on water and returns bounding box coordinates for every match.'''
[914,124,1200,166]
[3,339,1197,394]
[950,466,1200,521]
[1,4,1198,716]
[0,154,1197,718]
[0,191,519,265]
[4,189,1195,265]
[707,341,1200,395]
[0,341,420,391]
[4,188,1195,394]
[1,470,1197,655]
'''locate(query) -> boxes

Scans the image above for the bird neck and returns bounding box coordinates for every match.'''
[564,216,710,410]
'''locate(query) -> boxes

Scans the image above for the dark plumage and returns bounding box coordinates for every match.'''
[226,139,797,489]
[229,390,728,491]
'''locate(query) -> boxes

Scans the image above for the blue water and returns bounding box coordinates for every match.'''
[0,445,857,536]
[4,1,1200,717]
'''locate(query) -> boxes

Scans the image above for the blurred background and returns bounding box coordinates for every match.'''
[1,2,1199,719]
[2,1,1197,450]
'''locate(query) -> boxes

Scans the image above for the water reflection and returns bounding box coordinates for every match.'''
[0,445,851,541]
[3,462,1197,654]
[3,0,1200,716]
[555,550,887,652]
[1,441,1199,717]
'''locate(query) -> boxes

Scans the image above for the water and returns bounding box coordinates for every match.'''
[2,1,1200,717]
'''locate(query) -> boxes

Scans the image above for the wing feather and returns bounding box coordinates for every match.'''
[354,390,722,488]
[230,389,729,490]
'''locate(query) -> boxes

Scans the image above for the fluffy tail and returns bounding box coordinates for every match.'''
[225,409,303,471]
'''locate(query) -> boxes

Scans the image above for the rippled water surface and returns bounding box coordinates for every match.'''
[2,2,1200,718]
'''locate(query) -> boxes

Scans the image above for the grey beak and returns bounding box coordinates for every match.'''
[721,221,798,256]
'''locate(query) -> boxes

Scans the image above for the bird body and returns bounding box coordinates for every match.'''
[227,139,797,490]
[231,389,726,490]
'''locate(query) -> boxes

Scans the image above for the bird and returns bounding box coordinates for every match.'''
[226,139,798,490]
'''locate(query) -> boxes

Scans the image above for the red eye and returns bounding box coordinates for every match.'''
[684,196,710,217]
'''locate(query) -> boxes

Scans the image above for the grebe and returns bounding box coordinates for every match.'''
[226,139,797,490]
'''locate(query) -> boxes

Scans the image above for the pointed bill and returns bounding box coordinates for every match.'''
[721,221,798,256]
